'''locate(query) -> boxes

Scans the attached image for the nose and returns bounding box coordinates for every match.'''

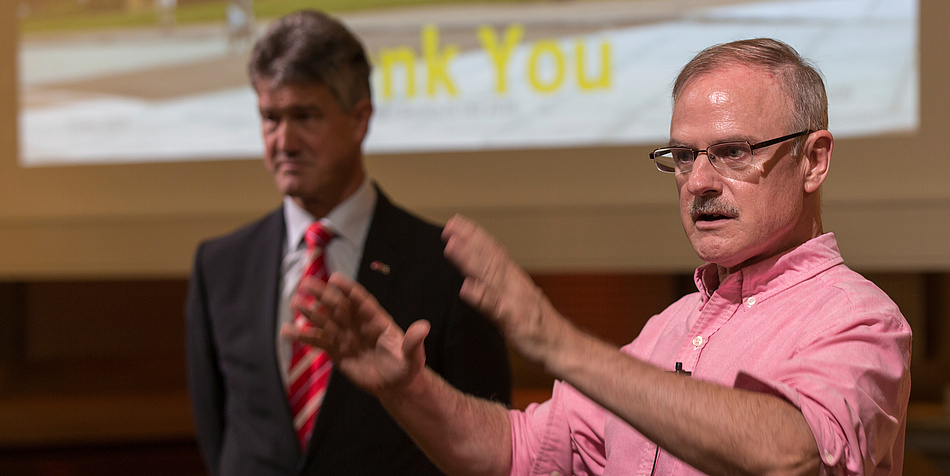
[683,151,722,197]
[273,120,301,154]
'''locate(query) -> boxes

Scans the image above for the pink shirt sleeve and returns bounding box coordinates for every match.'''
[734,294,911,475]
[509,381,609,475]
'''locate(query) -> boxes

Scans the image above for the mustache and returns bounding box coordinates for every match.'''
[689,196,739,218]
[275,151,304,161]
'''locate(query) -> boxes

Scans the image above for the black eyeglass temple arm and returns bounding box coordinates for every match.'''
[750,129,814,151]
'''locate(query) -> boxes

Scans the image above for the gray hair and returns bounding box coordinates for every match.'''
[248,10,371,111]
[673,38,828,152]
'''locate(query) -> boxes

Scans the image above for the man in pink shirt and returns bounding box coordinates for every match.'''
[285,38,912,475]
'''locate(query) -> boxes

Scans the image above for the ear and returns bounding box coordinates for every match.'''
[350,98,374,143]
[802,130,833,194]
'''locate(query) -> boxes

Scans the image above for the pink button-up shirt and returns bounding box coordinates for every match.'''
[509,233,912,475]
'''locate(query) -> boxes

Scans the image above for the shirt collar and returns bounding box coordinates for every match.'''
[283,176,377,252]
[693,232,844,304]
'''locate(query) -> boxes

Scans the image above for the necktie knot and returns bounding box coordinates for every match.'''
[304,222,333,251]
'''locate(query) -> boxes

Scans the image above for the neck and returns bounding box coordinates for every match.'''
[716,211,823,284]
[295,170,366,219]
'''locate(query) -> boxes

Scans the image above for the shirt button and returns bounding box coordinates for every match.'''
[550,472,560,476]
[824,451,835,464]
[692,335,703,347]
[746,296,756,307]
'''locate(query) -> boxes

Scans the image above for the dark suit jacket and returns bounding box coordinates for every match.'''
[186,189,511,476]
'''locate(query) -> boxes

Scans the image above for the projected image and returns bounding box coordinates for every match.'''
[18,0,918,166]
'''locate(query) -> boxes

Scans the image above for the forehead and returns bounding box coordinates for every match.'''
[255,80,336,108]
[670,64,791,143]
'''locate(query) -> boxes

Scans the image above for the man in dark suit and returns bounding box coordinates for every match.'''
[185,10,511,475]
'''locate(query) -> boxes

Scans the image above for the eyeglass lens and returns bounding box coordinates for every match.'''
[651,130,812,174]
[655,142,752,173]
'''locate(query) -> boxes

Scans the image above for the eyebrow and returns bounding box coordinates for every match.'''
[667,135,756,148]
[259,104,324,115]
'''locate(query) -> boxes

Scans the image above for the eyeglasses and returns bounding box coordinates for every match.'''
[650,130,813,174]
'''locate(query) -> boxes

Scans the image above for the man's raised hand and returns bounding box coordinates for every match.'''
[282,274,429,396]
[442,214,570,366]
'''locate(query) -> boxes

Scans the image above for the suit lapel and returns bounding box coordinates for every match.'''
[356,189,398,305]
[251,208,306,457]
[257,208,286,372]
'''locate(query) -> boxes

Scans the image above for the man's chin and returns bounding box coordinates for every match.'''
[690,238,740,267]
[275,176,307,195]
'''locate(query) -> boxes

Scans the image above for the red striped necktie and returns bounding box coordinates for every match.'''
[288,222,333,450]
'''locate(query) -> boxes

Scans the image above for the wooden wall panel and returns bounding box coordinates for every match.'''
[0,272,944,453]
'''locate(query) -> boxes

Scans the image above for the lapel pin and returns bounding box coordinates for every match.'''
[370,261,391,275]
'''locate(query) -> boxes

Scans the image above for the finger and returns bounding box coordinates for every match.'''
[280,322,301,341]
[403,320,430,350]
[291,293,330,329]
[442,214,479,261]
[459,277,504,321]
[351,284,385,322]
[325,272,360,295]
[309,280,359,337]
[444,218,499,280]
[403,320,431,372]
[296,275,329,300]
[280,322,325,348]
[324,276,392,352]
[339,276,392,337]
[441,214,472,242]
[320,314,346,354]
[324,273,404,353]
[320,283,353,330]
[293,276,334,324]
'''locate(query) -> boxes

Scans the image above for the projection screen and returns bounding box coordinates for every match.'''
[18,0,917,167]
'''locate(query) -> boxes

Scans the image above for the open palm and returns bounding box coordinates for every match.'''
[284,274,429,396]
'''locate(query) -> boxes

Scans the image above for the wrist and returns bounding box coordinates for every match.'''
[529,296,582,375]
[542,314,607,381]
[379,365,431,404]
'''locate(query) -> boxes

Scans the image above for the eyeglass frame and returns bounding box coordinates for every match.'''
[649,130,814,174]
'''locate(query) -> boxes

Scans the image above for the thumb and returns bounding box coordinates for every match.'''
[403,320,430,371]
